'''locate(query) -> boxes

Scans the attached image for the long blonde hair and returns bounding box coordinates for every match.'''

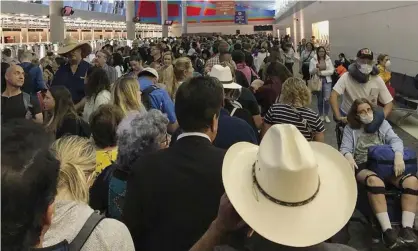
[164,57,193,99]
[50,136,96,203]
[111,76,143,116]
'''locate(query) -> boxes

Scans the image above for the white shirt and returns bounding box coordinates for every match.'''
[333,73,393,114]
[83,90,111,122]
[115,65,124,78]
[177,132,211,142]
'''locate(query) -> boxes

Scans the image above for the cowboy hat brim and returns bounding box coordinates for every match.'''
[57,42,92,58]
[223,82,242,89]
[222,141,357,247]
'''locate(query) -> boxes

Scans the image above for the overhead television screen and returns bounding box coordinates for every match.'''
[254,25,273,31]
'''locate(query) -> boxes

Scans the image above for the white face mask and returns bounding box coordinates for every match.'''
[179,49,184,54]
[359,112,374,124]
[385,60,391,69]
[359,64,373,74]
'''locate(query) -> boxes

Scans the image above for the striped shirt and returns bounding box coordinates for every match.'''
[264,103,325,140]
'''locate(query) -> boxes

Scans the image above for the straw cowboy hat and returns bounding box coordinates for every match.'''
[57,36,92,58]
[222,124,357,247]
[209,65,242,89]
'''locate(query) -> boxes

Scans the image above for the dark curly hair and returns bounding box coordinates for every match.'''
[85,66,111,100]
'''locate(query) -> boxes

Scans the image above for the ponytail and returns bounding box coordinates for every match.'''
[51,136,96,203]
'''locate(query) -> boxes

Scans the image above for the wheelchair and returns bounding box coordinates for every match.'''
[334,121,417,249]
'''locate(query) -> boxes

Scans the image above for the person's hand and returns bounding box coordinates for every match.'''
[213,194,245,233]
[336,116,347,124]
[394,152,405,177]
[344,153,358,171]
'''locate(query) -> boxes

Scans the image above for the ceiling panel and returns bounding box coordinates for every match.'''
[236,0,277,10]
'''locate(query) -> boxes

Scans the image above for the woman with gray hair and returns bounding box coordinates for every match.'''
[89,109,169,219]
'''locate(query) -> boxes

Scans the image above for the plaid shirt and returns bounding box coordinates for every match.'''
[205,54,237,73]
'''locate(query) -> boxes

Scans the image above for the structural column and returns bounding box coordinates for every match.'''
[126,0,136,40]
[181,0,188,35]
[49,0,65,43]
[161,0,169,37]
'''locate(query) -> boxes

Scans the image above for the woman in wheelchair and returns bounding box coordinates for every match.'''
[340,98,418,249]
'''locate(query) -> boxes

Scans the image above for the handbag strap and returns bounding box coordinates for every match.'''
[291,106,315,140]
[302,51,313,64]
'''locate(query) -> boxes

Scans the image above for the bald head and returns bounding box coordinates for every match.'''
[5,65,25,88]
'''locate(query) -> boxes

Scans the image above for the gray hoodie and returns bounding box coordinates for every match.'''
[43,200,135,251]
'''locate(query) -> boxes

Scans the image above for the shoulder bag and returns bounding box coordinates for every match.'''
[308,74,322,92]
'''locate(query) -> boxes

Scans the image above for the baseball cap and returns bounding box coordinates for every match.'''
[357,48,374,60]
[138,67,159,81]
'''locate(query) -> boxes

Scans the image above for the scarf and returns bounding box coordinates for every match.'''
[348,63,379,84]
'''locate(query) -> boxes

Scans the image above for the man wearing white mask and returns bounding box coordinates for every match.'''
[330,48,393,123]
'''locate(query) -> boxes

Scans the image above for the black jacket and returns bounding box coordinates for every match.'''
[122,136,226,251]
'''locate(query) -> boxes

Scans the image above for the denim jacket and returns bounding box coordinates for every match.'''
[340,120,404,156]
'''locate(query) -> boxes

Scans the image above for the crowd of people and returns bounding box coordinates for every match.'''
[1,32,417,251]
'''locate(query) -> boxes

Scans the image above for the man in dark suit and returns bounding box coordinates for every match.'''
[122,76,226,251]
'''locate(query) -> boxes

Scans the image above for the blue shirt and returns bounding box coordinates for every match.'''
[213,108,258,149]
[51,60,91,104]
[19,62,45,94]
[138,77,176,123]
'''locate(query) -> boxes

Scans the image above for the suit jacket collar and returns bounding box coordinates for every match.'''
[174,135,214,148]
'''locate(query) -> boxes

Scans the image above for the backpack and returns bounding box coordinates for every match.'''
[21,64,35,94]
[141,85,159,110]
[108,167,129,220]
[367,145,417,179]
[47,212,105,251]
[194,58,204,75]
[22,92,35,119]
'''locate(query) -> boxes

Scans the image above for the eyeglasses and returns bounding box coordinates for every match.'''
[160,132,170,146]
[357,107,372,116]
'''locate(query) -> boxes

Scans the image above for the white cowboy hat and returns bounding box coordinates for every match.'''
[222,124,357,247]
[57,36,92,58]
[209,65,242,89]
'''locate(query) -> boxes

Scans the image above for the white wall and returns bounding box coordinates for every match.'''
[171,22,276,37]
[276,1,418,76]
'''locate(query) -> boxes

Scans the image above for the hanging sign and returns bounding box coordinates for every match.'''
[215,1,236,16]
[234,11,246,24]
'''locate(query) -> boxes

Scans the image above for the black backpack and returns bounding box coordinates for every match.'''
[141,85,159,110]
[43,213,105,251]
[21,64,35,94]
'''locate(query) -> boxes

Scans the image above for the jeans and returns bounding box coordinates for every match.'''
[314,77,332,116]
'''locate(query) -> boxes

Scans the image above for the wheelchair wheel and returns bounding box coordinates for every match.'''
[335,121,345,150]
